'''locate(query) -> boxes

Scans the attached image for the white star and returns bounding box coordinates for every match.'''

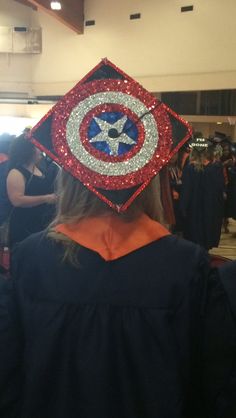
[89,115,136,156]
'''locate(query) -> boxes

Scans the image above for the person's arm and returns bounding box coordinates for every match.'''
[7,169,56,208]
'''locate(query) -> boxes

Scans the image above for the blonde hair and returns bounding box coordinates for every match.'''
[213,144,223,160]
[190,147,213,171]
[48,170,164,265]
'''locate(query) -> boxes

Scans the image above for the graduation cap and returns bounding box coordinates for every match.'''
[189,136,212,150]
[214,131,227,140]
[31,58,192,212]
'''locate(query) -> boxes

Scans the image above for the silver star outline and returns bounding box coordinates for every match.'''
[89,115,136,156]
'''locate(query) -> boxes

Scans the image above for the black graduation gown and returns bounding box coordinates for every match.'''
[226,165,236,219]
[180,162,224,250]
[0,161,12,225]
[203,261,236,418]
[0,275,20,418]
[0,232,212,418]
[1,233,236,418]
[168,166,183,233]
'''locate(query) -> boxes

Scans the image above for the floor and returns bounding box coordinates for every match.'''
[209,218,236,260]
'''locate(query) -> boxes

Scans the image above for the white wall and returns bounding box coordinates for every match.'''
[190,122,235,140]
[31,0,236,94]
[0,0,34,95]
[1,0,236,95]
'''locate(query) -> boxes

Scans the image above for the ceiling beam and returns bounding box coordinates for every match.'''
[14,0,37,10]
[22,0,84,34]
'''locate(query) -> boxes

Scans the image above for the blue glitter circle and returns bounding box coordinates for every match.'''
[88,112,138,156]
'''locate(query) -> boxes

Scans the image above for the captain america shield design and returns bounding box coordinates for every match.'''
[51,79,173,190]
[31,59,192,210]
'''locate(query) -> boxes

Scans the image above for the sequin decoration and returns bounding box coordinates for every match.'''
[79,103,145,163]
[52,79,172,189]
[31,58,192,210]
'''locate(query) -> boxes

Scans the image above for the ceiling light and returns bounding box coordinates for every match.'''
[50,1,62,10]
[216,122,223,125]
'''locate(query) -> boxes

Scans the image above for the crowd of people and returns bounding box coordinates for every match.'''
[0,59,236,418]
[1,130,235,262]
[168,135,236,250]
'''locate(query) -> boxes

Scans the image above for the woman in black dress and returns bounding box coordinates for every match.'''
[6,136,57,247]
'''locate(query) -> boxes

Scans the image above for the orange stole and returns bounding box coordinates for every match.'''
[55,214,170,261]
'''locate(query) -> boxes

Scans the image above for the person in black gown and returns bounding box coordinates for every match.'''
[168,152,183,234]
[220,140,235,232]
[203,260,236,418]
[180,137,225,250]
[223,144,236,222]
[0,60,236,418]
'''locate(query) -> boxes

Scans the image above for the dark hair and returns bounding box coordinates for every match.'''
[0,133,15,155]
[9,135,36,168]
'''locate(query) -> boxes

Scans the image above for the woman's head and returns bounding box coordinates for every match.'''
[213,144,223,161]
[9,135,42,168]
[53,169,164,225]
[190,146,213,170]
[221,141,232,160]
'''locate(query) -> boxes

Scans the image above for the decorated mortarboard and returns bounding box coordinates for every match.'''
[31,58,192,211]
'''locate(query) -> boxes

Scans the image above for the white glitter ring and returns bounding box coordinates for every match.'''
[66,91,159,176]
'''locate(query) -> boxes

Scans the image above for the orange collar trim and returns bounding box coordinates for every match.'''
[55,214,170,261]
